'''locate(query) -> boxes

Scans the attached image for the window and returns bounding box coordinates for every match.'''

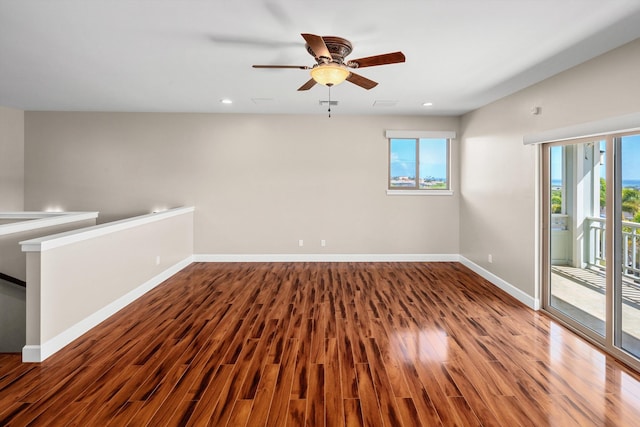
[388,137,450,193]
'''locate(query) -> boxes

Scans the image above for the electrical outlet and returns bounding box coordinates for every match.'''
[298,239,304,247]
[321,239,326,247]
[156,255,161,265]
[488,254,493,263]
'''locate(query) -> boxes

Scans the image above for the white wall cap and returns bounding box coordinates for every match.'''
[20,207,194,252]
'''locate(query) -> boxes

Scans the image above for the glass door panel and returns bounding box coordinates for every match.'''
[618,134,640,358]
[549,140,606,337]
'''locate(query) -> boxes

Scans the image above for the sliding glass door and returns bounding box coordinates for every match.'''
[547,139,606,339]
[544,133,640,368]
[617,134,640,359]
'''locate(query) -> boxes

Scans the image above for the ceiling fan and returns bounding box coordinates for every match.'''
[253,33,405,91]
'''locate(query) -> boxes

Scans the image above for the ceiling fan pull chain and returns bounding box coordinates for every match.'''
[328,85,331,118]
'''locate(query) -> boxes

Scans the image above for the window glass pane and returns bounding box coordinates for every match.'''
[418,138,448,189]
[549,140,606,337]
[390,139,416,188]
[550,145,563,214]
[620,133,640,358]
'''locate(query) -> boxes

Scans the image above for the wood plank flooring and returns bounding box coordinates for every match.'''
[1,262,640,426]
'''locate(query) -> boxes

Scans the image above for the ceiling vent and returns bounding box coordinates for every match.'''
[251,98,276,105]
[373,100,398,107]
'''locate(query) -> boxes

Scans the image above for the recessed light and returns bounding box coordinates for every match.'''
[220,98,233,104]
[422,102,433,107]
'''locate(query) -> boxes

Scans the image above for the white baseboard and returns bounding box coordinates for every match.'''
[193,253,461,262]
[22,255,193,363]
[22,345,41,363]
[459,256,540,310]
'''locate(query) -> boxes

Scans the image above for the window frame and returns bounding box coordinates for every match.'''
[385,130,454,196]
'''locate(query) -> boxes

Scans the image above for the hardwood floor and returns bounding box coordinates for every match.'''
[1,262,640,426]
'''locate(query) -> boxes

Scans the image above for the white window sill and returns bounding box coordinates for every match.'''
[386,189,454,196]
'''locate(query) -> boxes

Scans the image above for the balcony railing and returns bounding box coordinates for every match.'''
[587,217,606,270]
[587,216,640,281]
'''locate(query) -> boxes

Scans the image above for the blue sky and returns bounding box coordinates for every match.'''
[551,134,640,182]
[622,134,640,180]
[390,138,447,179]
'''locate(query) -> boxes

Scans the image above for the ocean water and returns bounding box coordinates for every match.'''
[624,179,640,189]
[551,179,640,189]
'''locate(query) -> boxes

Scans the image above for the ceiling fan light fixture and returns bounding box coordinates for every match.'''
[310,63,350,86]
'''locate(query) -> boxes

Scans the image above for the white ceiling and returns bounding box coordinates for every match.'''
[2,0,640,116]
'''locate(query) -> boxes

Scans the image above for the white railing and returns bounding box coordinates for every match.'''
[623,220,640,279]
[587,217,606,270]
[587,216,640,280]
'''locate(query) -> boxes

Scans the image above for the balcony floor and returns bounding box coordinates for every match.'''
[551,265,640,357]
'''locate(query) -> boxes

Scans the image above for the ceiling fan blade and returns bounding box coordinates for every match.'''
[208,34,301,48]
[264,2,296,31]
[301,33,332,60]
[297,79,317,91]
[346,72,378,90]
[253,65,310,69]
[348,51,406,68]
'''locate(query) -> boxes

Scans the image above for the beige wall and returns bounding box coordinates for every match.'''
[1,217,97,352]
[26,208,193,348]
[0,218,97,282]
[0,106,24,210]
[25,113,461,256]
[460,38,640,298]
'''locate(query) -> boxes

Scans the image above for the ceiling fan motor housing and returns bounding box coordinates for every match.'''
[306,36,353,64]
